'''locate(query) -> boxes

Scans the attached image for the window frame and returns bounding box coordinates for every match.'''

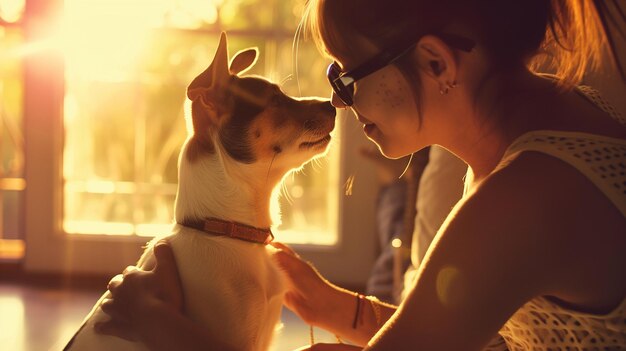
[0,16,27,259]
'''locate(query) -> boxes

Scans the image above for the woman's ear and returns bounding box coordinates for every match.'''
[414,35,458,90]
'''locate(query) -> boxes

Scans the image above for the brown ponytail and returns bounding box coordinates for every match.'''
[302,0,625,89]
[532,0,626,88]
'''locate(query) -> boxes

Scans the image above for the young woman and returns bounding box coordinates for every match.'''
[98,1,626,350]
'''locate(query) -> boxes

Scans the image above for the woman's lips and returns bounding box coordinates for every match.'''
[355,114,376,137]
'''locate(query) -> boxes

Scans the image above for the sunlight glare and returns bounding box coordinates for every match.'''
[0,0,25,23]
[59,0,169,81]
[391,238,402,248]
[64,220,134,235]
[167,0,221,29]
[436,266,465,308]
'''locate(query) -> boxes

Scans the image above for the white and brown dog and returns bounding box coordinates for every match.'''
[64,32,336,351]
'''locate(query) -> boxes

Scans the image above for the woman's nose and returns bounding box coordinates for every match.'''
[330,90,347,109]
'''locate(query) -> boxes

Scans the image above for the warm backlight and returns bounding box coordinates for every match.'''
[58,0,338,244]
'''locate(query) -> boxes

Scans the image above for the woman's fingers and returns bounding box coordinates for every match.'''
[273,250,307,284]
[153,242,180,282]
[274,249,319,282]
[272,245,333,325]
[107,274,124,293]
[152,241,184,310]
[123,265,139,275]
[100,298,128,323]
[94,320,138,341]
[270,241,298,256]
[95,241,184,341]
[153,240,174,262]
[97,298,138,341]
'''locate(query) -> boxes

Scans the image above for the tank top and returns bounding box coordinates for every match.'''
[482,86,626,350]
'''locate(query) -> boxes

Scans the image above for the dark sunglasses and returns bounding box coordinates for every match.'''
[327,33,476,106]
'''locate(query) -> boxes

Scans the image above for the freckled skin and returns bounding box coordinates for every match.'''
[350,65,422,158]
[374,74,406,109]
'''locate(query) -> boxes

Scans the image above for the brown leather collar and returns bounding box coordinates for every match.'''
[181,217,274,245]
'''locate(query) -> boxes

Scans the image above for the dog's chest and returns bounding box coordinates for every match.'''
[167,227,286,350]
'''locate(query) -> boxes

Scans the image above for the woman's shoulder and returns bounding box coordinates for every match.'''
[477,150,626,311]
[448,152,587,267]
[459,148,626,277]
[477,150,624,229]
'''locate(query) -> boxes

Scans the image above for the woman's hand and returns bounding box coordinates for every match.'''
[271,242,336,326]
[295,343,363,351]
[95,241,237,350]
[272,242,376,346]
[96,241,184,341]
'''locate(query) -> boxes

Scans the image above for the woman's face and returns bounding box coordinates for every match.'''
[330,42,437,159]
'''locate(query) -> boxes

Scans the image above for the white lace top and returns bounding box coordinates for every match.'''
[481,86,626,350]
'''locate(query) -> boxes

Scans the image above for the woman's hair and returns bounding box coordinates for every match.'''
[301,0,625,89]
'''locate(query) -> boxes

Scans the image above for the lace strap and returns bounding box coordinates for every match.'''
[575,85,626,126]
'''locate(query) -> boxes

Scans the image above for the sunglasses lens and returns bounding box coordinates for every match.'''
[327,63,354,106]
[338,86,353,106]
[343,85,354,105]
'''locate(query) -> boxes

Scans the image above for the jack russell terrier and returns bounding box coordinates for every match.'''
[64,32,336,351]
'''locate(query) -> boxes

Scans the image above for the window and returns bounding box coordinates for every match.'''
[60,0,339,244]
[0,0,26,260]
[20,0,378,285]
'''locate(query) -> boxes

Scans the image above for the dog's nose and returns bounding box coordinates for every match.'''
[321,101,336,115]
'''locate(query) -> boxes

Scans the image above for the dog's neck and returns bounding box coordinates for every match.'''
[174,140,282,230]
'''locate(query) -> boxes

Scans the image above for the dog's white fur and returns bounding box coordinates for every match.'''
[64,32,334,351]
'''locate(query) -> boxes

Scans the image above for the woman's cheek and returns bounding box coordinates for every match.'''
[355,69,417,120]
[377,73,413,111]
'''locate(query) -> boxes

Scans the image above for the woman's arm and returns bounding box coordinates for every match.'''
[364,153,596,350]
[97,242,239,351]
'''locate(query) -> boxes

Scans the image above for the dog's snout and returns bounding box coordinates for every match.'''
[304,119,316,131]
[304,119,315,130]
[321,101,336,115]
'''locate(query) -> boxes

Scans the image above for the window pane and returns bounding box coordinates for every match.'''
[2,190,23,239]
[0,25,25,258]
[62,0,338,244]
[271,40,339,245]
[0,27,23,180]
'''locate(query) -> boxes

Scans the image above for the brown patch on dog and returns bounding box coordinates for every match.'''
[247,111,290,160]
[186,99,220,163]
[186,134,215,163]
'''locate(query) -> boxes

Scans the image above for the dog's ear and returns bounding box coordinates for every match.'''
[187,32,230,101]
[210,32,230,90]
[229,48,258,75]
